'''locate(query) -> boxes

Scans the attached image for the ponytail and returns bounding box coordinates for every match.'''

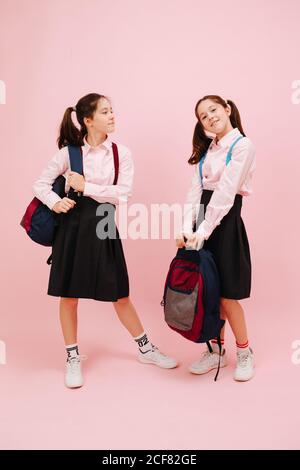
[226,99,245,137]
[57,107,82,149]
[57,93,107,149]
[188,122,212,165]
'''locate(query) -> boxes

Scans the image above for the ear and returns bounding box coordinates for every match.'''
[83,116,92,127]
[226,104,231,117]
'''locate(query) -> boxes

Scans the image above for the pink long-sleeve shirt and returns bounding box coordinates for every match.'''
[33,137,134,209]
[182,128,256,240]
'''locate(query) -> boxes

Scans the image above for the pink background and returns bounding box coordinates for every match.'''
[1,0,300,450]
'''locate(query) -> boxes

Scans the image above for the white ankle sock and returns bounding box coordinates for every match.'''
[134,332,152,354]
[66,343,79,360]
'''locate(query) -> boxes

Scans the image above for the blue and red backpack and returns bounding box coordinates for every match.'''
[161,247,225,380]
[20,145,83,249]
[20,143,119,260]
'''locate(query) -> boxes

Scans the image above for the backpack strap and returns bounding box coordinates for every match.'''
[112,142,119,185]
[199,154,206,184]
[225,135,244,165]
[68,145,83,174]
[214,336,222,382]
[199,134,245,184]
[206,337,223,381]
[68,143,119,183]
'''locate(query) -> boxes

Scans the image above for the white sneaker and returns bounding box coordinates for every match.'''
[189,348,227,375]
[234,348,254,382]
[65,356,86,388]
[138,345,178,369]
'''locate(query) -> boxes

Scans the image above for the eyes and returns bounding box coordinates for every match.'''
[102,109,114,115]
[201,108,216,121]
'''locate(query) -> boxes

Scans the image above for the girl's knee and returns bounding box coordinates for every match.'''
[114,296,130,305]
[61,297,78,306]
[220,297,236,311]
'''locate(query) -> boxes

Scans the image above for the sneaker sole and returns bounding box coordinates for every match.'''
[234,372,254,382]
[189,362,227,375]
[65,380,84,388]
[138,356,178,369]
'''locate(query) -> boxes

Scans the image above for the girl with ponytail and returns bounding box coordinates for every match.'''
[177,95,256,381]
[33,93,178,388]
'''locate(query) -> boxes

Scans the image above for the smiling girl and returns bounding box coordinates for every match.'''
[177,95,256,381]
[33,93,177,388]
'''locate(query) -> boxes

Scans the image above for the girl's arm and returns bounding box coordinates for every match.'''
[33,148,69,210]
[182,166,203,234]
[83,149,134,205]
[196,138,255,240]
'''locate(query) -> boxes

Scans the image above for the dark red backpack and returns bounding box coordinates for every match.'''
[161,247,224,379]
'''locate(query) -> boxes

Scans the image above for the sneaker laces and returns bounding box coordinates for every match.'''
[203,349,213,359]
[67,355,87,374]
[150,345,167,358]
[194,349,212,365]
[237,351,251,369]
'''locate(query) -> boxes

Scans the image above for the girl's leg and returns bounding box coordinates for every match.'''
[59,297,83,388]
[220,298,248,344]
[220,303,226,340]
[220,298,254,381]
[113,297,144,337]
[59,297,79,345]
[211,303,226,351]
[113,297,178,369]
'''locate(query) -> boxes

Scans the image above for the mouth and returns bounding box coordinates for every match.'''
[211,119,220,127]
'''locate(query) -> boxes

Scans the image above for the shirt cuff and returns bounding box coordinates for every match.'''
[83,182,97,198]
[46,193,62,211]
[196,220,214,240]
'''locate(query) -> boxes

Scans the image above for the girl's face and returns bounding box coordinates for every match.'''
[84,98,115,134]
[197,99,231,136]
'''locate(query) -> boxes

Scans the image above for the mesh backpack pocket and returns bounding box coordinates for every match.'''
[164,284,199,330]
[163,260,199,331]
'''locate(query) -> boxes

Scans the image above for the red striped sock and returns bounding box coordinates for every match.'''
[211,338,224,346]
[236,340,249,352]
[211,338,224,353]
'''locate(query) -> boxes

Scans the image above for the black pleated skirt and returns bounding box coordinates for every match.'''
[48,194,129,301]
[195,190,252,300]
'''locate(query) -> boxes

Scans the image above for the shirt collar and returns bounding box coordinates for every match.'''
[211,127,241,149]
[82,135,112,156]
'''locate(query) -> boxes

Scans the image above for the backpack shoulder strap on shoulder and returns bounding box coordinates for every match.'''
[199,153,207,184]
[67,145,83,174]
[112,142,119,185]
[226,135,244,165]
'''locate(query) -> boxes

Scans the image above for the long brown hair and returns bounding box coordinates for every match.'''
[57,93,108,148]
[188,95,246,165]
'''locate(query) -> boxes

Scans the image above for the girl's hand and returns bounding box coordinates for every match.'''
[175,233,190,248]
[186,233,205,251]
[52,197,76,214]
[68,171,85,192]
